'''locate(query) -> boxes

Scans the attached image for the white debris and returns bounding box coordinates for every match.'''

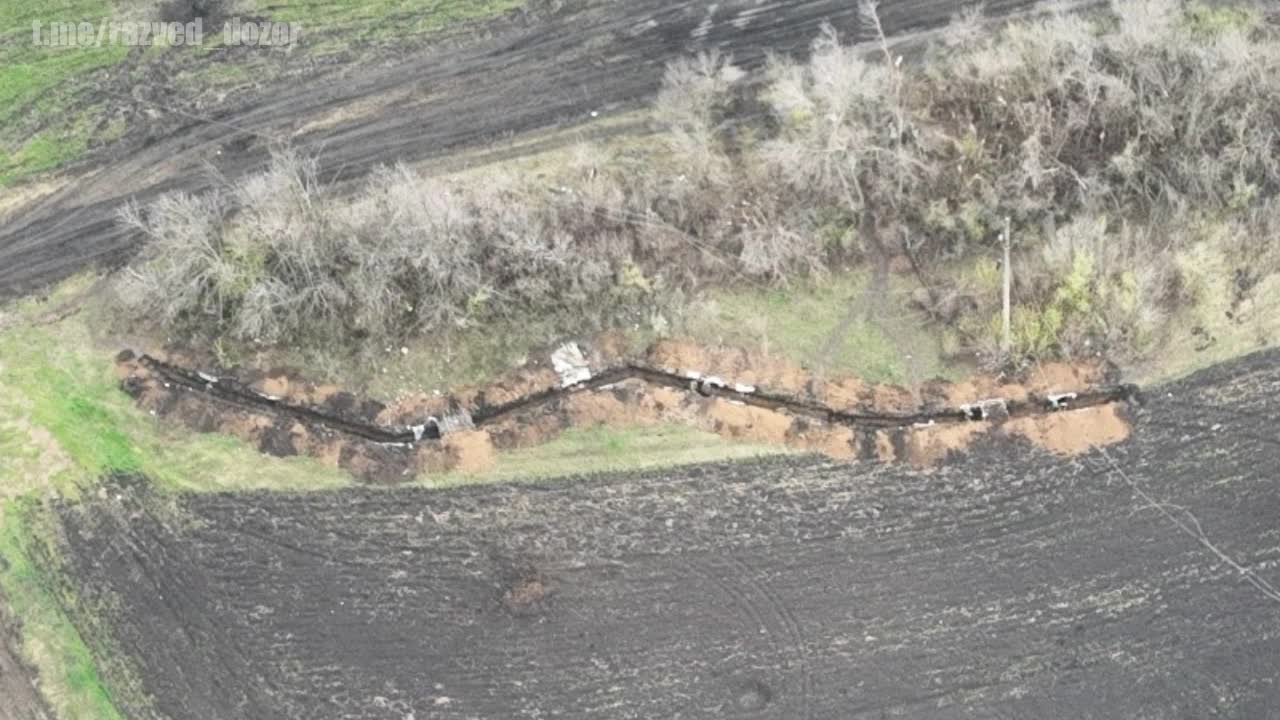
[434,412,475,435]
[697,376,727,397]
[551,342,593,387]
[197,371,218,384]
[733,383,756,394]
[1046,392,1078,410]
[961,398,1009,421]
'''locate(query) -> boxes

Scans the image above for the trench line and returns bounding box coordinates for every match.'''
[133,354,1139,446]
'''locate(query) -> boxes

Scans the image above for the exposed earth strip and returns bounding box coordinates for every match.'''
[133,350,1137,444]
[118,339,1137,481]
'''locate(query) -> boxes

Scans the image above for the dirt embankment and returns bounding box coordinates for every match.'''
[117,336,1134,482]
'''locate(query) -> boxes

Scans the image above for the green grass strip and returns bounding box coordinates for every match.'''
[0,499,124,720]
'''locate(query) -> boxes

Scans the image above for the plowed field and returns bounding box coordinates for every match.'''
[53,349,1280,719]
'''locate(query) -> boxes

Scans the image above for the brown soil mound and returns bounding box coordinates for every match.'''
[1003,404,1131,456]
[116,336,1131,483]
[905,423,987,466]
[121,358,417,483]
[443,430,497,474]
[646,338,1111,412]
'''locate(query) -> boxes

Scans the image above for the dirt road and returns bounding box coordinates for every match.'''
[0,0,1097,299]
[55,348,1280,719]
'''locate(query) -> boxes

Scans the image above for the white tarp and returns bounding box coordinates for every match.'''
[551,342,592,387]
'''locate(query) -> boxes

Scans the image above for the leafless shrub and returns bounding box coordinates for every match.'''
[654,50,744,130]
[116,1,1280,363]
[116,144,750,354]
[649,50,744,256]
[116,191,237,329]
[941,4,985,50]
[1111,0,1181,49]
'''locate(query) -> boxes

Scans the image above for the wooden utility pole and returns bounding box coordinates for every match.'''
[1001,216,1012,356]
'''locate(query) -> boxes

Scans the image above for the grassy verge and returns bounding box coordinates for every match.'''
[0,276,353,494]
[0,120,95,187]
[0,2,127,126]
[0,500,124,720]
[0,0,127,187]
[0,0,528,187]
[682,270,964,385]
[1133,240,1280,384]
[427,423,790,489]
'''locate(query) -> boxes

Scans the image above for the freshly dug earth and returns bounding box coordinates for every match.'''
[117,338,1128,480]
[53,348,1280,718]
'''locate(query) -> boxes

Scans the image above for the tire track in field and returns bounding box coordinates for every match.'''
[0,0,1103,298]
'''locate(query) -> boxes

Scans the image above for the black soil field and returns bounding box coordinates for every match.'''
[0,0,1100,298]
[53,348,1280,719]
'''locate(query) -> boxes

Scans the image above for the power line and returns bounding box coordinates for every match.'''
[1093,444,1280,605]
